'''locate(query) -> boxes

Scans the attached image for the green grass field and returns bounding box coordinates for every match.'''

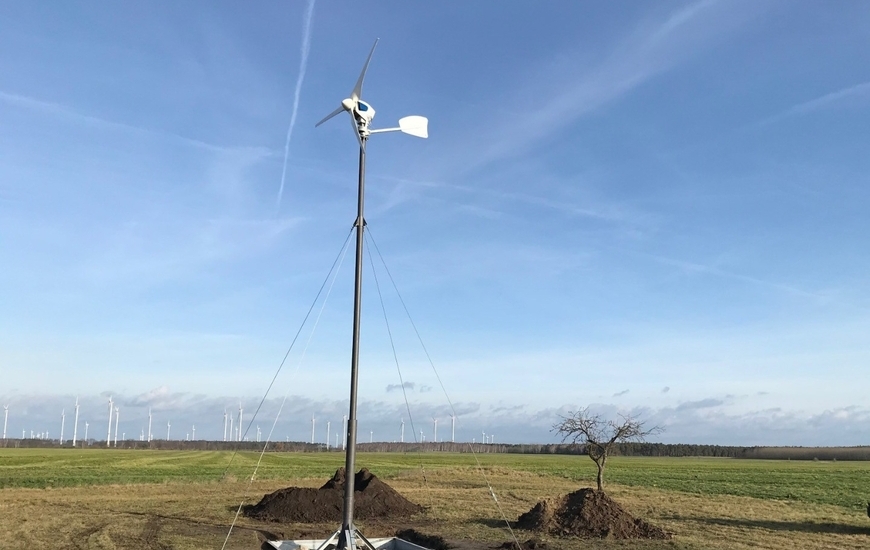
[1,449,866,511]
[1,448,868,549]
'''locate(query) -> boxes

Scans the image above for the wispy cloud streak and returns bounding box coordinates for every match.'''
[0,90,231,153]
[276,0,317,209]
[787,81,870,116]
[758,81,870,127]
[459,0,758,172]
[647,253,826,300]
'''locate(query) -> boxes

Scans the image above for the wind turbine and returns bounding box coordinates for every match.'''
[147,408,152,443]
[106,396,113,447]
[2,405,7,440]
[60,409,65,445]
[433,418,437,443]
[113,406,120,447]
[166,420,171,440]
[315,40,428,145]
[72,398,79,447]
[451,414,456,443]
[326,420,331,449]
[400,418,405,443]
[238,403,243,442]
[84,422,89,444]
[223,409,228,442]
[313,39,428,550]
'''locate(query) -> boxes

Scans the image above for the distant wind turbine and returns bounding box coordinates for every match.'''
[60,409,65,445]
[167,420,171,440]
[113,407,120,447]
[451,414,456,443]
[238,403,243,442]
[106,397,113,447]
[433,418,437,443]
[3,405,7,440]
[72,398,79,447]
[147,408,152,443]
[84,422,89,443]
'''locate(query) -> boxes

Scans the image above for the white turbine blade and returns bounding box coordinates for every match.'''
[315,104,346,127]
[351,39,379,101]
[398,116,428,138]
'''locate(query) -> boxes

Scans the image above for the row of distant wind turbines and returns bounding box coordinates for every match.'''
[2,400,497,446]
[309,414,480,450]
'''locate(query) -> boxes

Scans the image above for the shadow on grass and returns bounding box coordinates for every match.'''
[700,517,870,535]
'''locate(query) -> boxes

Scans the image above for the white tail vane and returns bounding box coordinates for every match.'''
[315,39,428,148]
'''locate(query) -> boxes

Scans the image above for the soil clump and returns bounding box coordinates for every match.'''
[243,468,423,523]
[497,537,548,550]
[395,529,451,550]
[515,488,670,540]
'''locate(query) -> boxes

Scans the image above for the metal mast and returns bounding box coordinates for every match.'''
[312,39,428,550]
[339,136,367,548]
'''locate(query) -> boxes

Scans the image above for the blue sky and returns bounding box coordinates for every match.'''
[1,1,869,446]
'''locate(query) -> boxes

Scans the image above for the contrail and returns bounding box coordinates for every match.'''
[276,0,316,209]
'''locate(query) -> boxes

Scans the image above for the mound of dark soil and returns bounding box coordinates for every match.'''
[243,468,422,523]
[516,488,670,540]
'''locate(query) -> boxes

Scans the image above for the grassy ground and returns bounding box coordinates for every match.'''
[0,449,868,549]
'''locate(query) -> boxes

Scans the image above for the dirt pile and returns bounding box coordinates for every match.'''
[516,488,670,539]
[243,468,423,523]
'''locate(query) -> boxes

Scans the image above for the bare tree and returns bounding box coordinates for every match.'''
[554,407,663,492]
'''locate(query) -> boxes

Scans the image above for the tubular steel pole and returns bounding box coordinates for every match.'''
[340,139,367,544]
